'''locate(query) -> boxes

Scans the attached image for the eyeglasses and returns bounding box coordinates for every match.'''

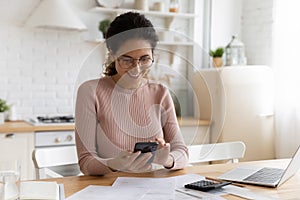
[117,55,154,69]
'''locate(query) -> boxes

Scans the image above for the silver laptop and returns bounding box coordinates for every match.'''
[217,145,300,187]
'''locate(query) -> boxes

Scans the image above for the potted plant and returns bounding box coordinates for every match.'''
[209,47,224,67]
[98,19,111,39]
[0,98,10,124]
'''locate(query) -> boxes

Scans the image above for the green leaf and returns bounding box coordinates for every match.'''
[0,98,10,112]
[209,47,224,57]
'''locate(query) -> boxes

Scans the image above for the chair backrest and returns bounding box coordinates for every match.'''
[188,141,246,164]
[32,146,82,179]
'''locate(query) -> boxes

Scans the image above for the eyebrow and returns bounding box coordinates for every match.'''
[120,54,151,59]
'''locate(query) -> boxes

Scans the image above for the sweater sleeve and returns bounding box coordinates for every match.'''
[75,80,112,175]
[160,87,189,169]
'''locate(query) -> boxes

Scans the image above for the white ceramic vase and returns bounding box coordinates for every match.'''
[0,112,5,124]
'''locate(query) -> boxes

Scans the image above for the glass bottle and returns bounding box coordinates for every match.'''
[225,35,247,66]
[169,0,179,12]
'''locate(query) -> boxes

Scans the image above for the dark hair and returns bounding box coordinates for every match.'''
[103,12,158,76]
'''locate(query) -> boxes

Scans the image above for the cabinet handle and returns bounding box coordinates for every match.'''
[54,137,61,143]
[66,135,73,141]
[5,133,15,138]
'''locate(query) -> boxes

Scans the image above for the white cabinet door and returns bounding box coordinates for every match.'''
[218,66,275,161]
[194,66,275,161]
[0,132,35,180]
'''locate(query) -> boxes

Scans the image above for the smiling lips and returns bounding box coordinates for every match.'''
[127,68,146,78]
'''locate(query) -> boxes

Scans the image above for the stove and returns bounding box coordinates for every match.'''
[28,115,75,126]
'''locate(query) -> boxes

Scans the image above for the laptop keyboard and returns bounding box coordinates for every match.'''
[243,167,285,184]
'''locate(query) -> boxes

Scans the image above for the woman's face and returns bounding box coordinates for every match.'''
[113,39,153,80]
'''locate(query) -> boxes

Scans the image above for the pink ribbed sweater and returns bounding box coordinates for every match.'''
[75,76,188,175]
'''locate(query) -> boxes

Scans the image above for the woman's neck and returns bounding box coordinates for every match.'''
[112,74,143,89]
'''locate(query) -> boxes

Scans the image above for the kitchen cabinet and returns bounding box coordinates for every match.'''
[0,132,35,180]
[0,121,75,180]
[193,65,275,161]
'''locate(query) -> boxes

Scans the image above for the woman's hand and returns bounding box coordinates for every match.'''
[107,150,153,173]
[153,138,174,168]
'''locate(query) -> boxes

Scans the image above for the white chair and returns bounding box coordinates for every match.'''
[188,141,246,164]
[32,146,82,179]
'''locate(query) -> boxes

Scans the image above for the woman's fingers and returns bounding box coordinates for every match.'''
[130,152,152,170]
[155,138,166,145]
[126,151,141,164]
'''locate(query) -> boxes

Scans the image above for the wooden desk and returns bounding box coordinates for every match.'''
[46,159,300,199]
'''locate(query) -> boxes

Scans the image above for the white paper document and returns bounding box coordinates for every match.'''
[64,174,217,200]
[20,181,59,200]
[223,185,280,200]
[66,185,148,200]
[113,177,175,200]
[176,187,227,200]
[172,174,205,188]
[65,174,277,200]
[113,174,226,200]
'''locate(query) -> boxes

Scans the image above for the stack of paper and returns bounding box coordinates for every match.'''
[63,173,278,200]
[20,181,60,200]
[65,174,214,200]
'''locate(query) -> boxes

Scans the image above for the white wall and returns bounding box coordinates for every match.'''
[241,0,274,66]
[210,0,243,49]
[210,0,274,67]
[0,0,104,119]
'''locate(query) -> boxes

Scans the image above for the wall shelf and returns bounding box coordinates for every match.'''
[158,41,194,46]
[90,7,198,19]
[87,1,199,117]
[85,39,194,47]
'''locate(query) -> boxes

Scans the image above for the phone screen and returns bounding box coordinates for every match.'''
[134,142,158,164]
[134,142,158,153]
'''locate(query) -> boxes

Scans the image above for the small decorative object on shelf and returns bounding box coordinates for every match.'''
[209,47,224,68]
[153,2,165,12]
[134,0,149,11]
[225,35,247,66]
[169,0,179,12]
[98,19,111,39]
[96,0,124,8]
[0,98,10,124]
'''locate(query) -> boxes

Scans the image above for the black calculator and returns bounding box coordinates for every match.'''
[184,180,231,192]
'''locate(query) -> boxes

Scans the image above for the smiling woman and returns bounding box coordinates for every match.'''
[75,12,188,176]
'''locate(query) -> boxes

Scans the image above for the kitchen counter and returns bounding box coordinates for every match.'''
[0,118,210,133]
[177,117,210,127]
[0,121,75,133]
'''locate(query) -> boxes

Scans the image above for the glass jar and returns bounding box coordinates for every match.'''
[225,35,247,66]
[169,0,179,12]
[134,0,149,11]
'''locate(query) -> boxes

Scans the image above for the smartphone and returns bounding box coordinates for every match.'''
[134,142,158,163]
[134,142,158,153]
